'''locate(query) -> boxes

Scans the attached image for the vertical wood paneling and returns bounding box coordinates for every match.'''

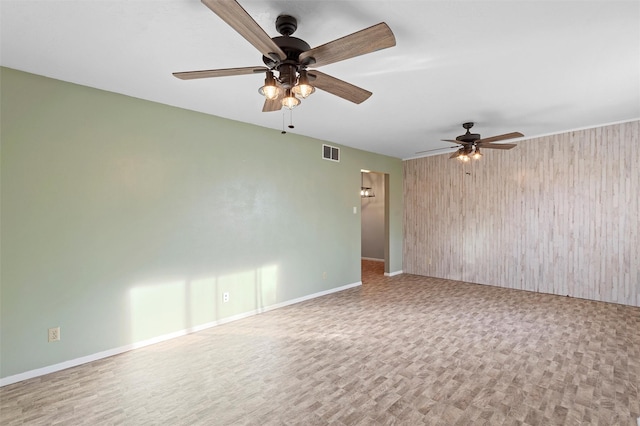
[403,121,640,307]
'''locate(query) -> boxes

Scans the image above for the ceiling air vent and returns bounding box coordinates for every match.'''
[322,144,340,162]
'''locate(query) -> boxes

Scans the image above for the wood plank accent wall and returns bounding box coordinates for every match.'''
[403,121,639,307]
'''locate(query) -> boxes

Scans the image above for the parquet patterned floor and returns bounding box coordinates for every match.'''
[2,261,639,425]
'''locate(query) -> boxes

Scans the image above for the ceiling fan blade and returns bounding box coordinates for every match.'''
[299,22,395,68]
[476,132,524,144]
[201,0,286,61]
[441,139,466,145]
[262,97,282,112]
[415,146,459,155]
[308,70,372,104]
[476,142,517,150]
[173,66,268,80]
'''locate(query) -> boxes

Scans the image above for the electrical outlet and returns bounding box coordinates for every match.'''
[48,327,60,342]
[223,292,230,303]
[322,271,327,280]
[428,258,432,265]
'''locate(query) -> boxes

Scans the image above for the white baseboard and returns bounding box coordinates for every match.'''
[385,270,403,277]
[0,281,362,387]
[361,257,384,262]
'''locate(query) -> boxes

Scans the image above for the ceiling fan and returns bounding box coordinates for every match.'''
[417,122,524,161]
[173,0,396,112]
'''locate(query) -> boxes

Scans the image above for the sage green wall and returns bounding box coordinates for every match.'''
[0,67,402,379]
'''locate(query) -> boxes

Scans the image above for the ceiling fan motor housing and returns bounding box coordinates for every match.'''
[263,36,311,66]
[263,15,311,64]
[262,36,311,88]
[456,133,481,143]
[457,122,480,143]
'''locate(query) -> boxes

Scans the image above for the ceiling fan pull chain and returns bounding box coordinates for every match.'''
[281,110,286,134]
[288,109,295,129]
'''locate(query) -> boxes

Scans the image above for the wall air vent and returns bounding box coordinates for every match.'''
[322,144,340,162]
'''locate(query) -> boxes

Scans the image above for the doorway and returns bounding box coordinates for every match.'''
[361,170,387,278]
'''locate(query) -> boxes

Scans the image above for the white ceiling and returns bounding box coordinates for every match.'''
[2,0,638,159]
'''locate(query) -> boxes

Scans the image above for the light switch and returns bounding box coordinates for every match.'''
[353,206,357,214]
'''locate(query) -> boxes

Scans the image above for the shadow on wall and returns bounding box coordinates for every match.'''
[129,264,279,342]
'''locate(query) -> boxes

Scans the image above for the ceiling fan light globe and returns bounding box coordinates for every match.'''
[292,83,315,98]
[258,84,280,100]
[282,95,301,110]
[452,148,464,160]
[293,69,316,98]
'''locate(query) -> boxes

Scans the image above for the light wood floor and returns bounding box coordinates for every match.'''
[2,261,639,425]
